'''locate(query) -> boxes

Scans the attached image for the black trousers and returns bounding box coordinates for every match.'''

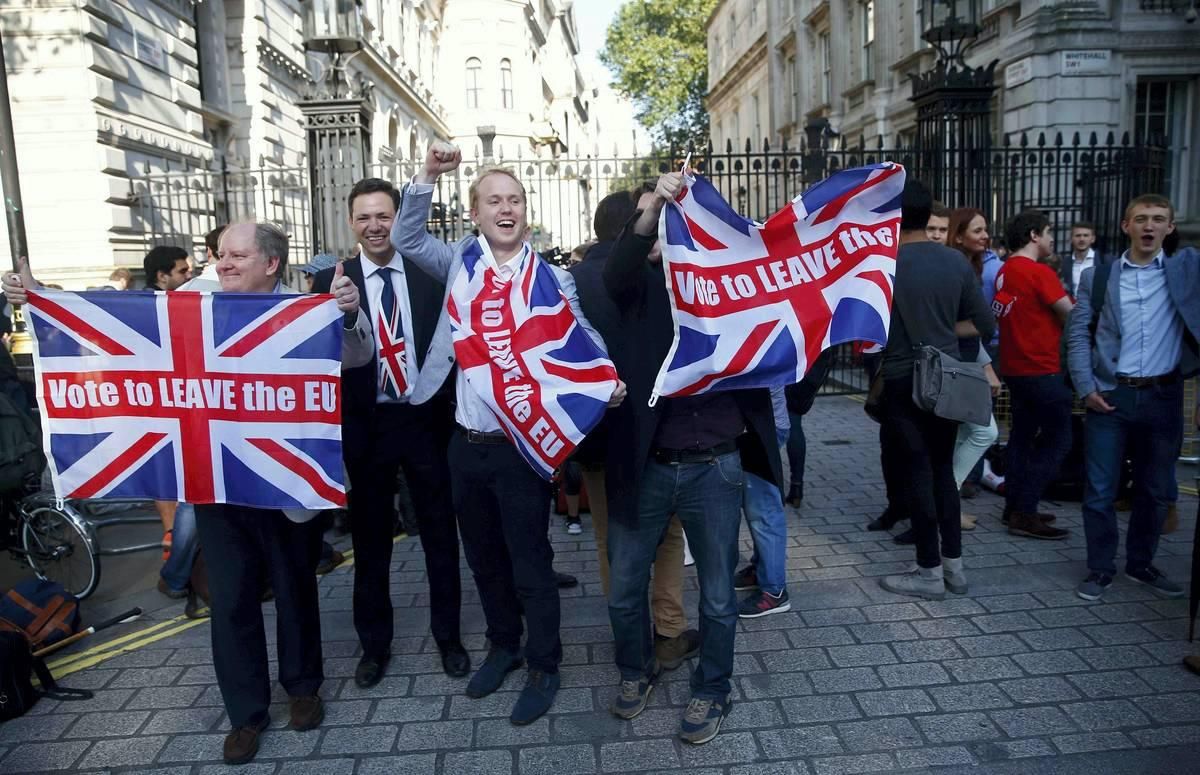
[880,376,962,568]
[345,400,460,656]
[448,433,561,672]
[194,504,323,728]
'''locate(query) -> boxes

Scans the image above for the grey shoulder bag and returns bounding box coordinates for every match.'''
[894,303,991,426]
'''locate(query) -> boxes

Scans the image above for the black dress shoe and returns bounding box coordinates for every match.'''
[555,571,578,589]
[893,528,915,545]
[867,508,903,531]
[355,652,391,688]
[439,641,471,678]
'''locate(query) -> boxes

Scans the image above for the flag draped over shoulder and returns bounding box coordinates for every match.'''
[26,290,347,510]
[651,163,905,401]
[448,238,619,479]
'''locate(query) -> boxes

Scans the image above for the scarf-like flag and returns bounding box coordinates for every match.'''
[651,163,905,401]
[448,237,618,478]
[26,290,347,509]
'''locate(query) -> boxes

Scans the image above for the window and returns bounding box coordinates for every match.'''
[1135,78,1193,212]
[819,32,831,105]
[500,59,513,109]
[862,1,875,82]
[465,57,481,108]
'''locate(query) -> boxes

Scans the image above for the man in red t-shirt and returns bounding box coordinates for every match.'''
[992,209,1074,540]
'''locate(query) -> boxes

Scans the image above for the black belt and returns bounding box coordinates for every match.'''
[652,440,738,465]
[1115,372,1180,388]
[456,425,509,445]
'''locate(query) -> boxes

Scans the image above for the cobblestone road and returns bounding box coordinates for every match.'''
[2,396,1198,774]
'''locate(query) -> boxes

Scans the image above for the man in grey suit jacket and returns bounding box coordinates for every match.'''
[1066,195,1200,603]
[391,141,624,727]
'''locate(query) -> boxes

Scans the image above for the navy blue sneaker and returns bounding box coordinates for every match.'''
[465,648,523,699]
[611,662,662,720]
[678,695,732,745]
[510,669,560,725]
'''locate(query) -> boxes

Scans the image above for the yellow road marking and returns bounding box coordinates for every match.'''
[46,533,407,678]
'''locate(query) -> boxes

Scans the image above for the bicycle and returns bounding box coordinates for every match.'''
[2,474,163,600]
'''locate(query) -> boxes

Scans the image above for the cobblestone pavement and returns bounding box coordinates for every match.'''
[2,396,1199,774]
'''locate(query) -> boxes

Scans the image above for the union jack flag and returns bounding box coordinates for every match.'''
[25,290,347,510]
[652,163,905,400]
[448,239,618,479]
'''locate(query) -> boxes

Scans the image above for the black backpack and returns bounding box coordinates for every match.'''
[0,629,91,721]
[0,392,43,494]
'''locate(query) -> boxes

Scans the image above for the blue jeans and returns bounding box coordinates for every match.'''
[608,451,744,700]
[1004,375,1073,514]
[786,413,805,489]
[742,472,787,596]
[1082,381,1182,576]
[160,503,199,593]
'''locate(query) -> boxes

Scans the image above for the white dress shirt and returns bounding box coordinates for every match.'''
[362,252,418,403]
[454,248,521,432]
[1071,248,1094,295]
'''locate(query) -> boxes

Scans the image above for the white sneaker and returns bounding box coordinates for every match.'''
[566,520,582,536]
[880,565,946,601]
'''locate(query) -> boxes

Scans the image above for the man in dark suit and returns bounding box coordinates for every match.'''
[1060,221,1113,296]
[312,178,468,686]
[601,171,784,746]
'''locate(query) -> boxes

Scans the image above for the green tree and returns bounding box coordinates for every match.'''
[600,0,718,150]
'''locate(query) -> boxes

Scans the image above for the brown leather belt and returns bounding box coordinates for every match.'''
[1115,372,1180,388]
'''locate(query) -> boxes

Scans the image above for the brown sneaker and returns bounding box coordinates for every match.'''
[655,629,700,670]
[288,695,324,731]
[1008,512,1069,540]
[1163,503,1179,535]
[223,717,269,765]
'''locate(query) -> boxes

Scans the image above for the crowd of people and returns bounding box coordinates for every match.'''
[2,143,1197,764]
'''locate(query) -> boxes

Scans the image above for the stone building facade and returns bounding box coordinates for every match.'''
[707,0,1199,228]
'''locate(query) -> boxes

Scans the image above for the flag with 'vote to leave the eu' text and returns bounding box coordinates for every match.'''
[25,289,347,510]
[651,163,905,402]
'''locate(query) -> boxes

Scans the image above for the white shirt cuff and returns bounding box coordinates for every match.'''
[407,180,436,193]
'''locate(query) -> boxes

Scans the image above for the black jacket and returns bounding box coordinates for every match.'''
[312,255,448,454]
[601,222,784,529]
[567,240,622,466]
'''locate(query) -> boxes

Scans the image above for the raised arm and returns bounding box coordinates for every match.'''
[389,142,462,283]
[603,172,684,309]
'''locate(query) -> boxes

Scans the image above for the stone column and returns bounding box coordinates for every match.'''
[299,92,373,257]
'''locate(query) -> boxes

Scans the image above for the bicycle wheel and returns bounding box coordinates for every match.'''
[21,505,100,599]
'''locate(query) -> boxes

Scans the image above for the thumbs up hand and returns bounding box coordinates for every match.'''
[331,261,360,314]
[3,257,39,306]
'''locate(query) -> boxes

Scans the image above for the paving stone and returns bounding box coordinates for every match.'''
[156,734,227,762]
[722,699,785,730]
[599,740,680,772]
[125,685,205,710]
[520,748,600,775]
[977,594,1044,613]
[393,720,475,751]
[630,707,687,737]
[676,731,760,767]
[954,634,1029,658]
[786,626,857,648]
[1134,692,1200,723]
[551,712,628,743]
[782,694,862,724]
[63,709,149,738]
[475,718,551,746]
[1030,607,1104,627]
[1092,602,1160,623]
[990,706,1079,737]
[1067,671,1156,699]
[973,738,1057,760]
[277,759,356,775]
[1139,638,1200,665]
[929,683,1013,712]
[811,752,895,775]
[320,724,398,754]
[729,763,810,775]
[919,599,987,618]
[339,675,412,699]
[827,644,898,667]
[140,707,225,734]
[847,622,918,643]
[1052,731,1135,754]
[916,712,1003,743]
[853,689,935,717]
[892,639,963,663]
[355,754,440,775]
[836,717,923,752]
[107,666,184,689]
[894,745,976,769]
[0,713,77,743]
[374,695,448,722]
[1130,724,1200,747]
[77,736,168,768]
[911,617,982,639]
[254,729,320,759]
[759,648,833,673]
[1077,645,1158,670]
[998,676,1082,704]
[1079,622,1161,645]
[1011,649,1090,675]
[943,656,1024,683]
[809,667,883,693]
[1016,627,1096,651]
[757,725,846,758]
[740,671,816,699]
[442,750,514,775]
[877,662,950,688]
[1135,665,1200,693]
[800,608,866,627]
[735,630,791,652]
[861,602,926,622]
[0,740,90,772]
[970,612,1042,633]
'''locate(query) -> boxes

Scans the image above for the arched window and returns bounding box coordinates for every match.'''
[500,59,514,109]
[465,57,482,108]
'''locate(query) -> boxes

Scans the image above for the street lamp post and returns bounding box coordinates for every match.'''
[0,22,32,355]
